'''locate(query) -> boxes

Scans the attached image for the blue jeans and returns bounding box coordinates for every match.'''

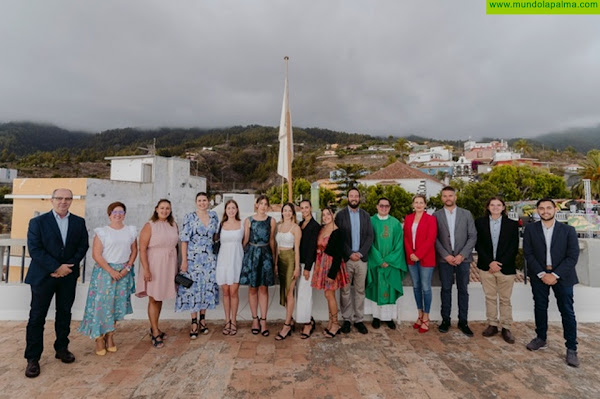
[531,277,578,350]
[408,262,434,314]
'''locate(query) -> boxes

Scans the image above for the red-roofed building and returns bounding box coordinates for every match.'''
[358,161,444,199]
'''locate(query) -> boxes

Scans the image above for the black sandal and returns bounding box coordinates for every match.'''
[199,314,209,335]
[151,334,164,348]
[300,317,316,339]
[260,317,270,337]
[275,322,293,341]
[149,327,166,340]
[325,313,340,338]
[230,322,238,336]
[251,316,260,335]
[190,317,199,340]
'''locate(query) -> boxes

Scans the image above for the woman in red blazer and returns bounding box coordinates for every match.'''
[403,194,437,333]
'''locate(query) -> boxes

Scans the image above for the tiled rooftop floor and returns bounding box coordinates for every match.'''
[1,320,598,398]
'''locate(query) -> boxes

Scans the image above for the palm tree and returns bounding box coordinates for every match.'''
[513,139,532,155]
[572,151,600,199]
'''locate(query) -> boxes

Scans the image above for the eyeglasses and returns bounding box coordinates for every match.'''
[111,210,126,215]
[52,197,73,201]
[378,204,391,208]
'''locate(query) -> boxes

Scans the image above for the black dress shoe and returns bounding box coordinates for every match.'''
[501,328,515,344]
[372,318,381,329]
[25,360,40,378]
[354,322,368,334]
[386,320,396,330]
[482,325,499,337]
[55,349,76,363]
[438,319,451,333]
[458,321,474,337]
[341,320,351,334]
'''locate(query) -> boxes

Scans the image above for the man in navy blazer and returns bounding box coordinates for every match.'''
[334,188,374,334]
[24,188,89,378]
[523,198,580,367]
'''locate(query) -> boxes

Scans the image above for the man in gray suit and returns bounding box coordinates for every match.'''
[334,188,374,334]
[434,186,477,336]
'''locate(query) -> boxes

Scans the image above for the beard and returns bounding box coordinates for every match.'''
[348,200,359,209]
[539,213,555,221]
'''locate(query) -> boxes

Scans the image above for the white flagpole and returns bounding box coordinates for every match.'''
[284,56,293,203]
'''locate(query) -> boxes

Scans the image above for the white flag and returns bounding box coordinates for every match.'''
[277,76,293,178]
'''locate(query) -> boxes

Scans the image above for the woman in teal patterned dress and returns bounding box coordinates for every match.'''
[240,195,276,336]
[176,192,219,338]
[79,202,137,356]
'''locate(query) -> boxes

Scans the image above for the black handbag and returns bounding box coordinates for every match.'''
[213,223,223,255]
[175,273,193,288]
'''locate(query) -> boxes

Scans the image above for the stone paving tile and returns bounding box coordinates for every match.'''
[1,320,599,398]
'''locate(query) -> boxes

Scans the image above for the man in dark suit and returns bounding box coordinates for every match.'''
[434,186,477,336]
[334,188,373,334]
[24,188,89,378]
[523,198,580,367]
[475,197,519,344]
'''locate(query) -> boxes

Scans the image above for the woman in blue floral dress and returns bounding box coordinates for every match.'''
[79,201,137,355]
[239,195,276,336]
[176,192,219,338]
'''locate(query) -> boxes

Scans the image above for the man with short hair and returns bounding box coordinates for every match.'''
[523,198,580,367]
[335,188,374,334]
[24,188,89,378]
[366,197,407,330]
[434,186,477,336]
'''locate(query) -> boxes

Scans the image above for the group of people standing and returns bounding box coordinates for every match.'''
[23,185,581,378]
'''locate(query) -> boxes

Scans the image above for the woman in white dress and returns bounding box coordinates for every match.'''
[216,199,244,335]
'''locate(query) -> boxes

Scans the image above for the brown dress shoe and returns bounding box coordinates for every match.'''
[482,325,498,337]
[501,328,515,344]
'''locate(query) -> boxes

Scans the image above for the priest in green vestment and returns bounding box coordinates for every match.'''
[366,197,407,329]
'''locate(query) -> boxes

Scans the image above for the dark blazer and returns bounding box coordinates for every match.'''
[523,221,579,286]
[334,207,374,262]
[25,211,89,286]
[324,228,345,280]
[475,215,519,275]
[299,217,320,271]
[403,212,437,267]
[434,207,477,262]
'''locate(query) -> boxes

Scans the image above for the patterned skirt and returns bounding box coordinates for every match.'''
[78,263,135,339]
[311,251,349,291]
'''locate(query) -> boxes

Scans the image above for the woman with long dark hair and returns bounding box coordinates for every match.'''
[216,199,244,335]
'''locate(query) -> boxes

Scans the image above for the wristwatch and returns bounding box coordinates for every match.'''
[124,265,132,272]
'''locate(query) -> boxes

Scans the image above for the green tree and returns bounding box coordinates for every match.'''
[482,165,568,201]
[456,181,500,219]
[359,184,413,221]
[319,187,337,209]
[266,177,313,204]
[513,139,532,155]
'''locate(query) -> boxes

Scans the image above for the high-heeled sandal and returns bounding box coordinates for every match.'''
[324,313,340,338]
[300,317,316,339]
[275,322,293,341]
[190,317,199,340]
[260,317,270,337]
[149,326,166,339]
[199,314,209,335]
[151,333,164,348]
[251,316,260,335]
[95,335,106,356]
[419,319,430,334]
[230,322,238,336]
[105,331,117,353]
[222,321,232,335]
[413,316,423,329]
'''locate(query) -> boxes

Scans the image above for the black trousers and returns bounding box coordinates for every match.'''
[24,273,77,361]
[439,261,470,322]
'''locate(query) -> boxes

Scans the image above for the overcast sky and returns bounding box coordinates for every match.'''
[1,1,599,139]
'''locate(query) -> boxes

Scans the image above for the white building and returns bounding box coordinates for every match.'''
[408,146,452,164]
[0,168,17,184]
[463,139,508,152]
[492,151,521,163]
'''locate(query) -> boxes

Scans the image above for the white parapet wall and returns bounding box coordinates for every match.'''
[1,282,599,322]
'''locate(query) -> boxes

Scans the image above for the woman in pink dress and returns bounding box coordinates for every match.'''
[311,207,348,338]
[136,199,179,349]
